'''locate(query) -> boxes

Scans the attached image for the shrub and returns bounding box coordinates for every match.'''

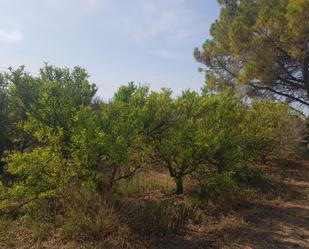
[59,186,127,242]
[199,172,240,203]
[242,100,304,163]
[234,165,265,187]
[60,204,121,241]
[1,146,69,215]
[126,199,190,235]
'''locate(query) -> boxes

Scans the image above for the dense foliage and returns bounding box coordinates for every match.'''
[0,64,303,211]
[194,0,309,106]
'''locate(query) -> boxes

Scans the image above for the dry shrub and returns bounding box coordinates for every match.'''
[207,215,248,249]
[274,115,305,159]
[0,217,34,249]
[115,171,196,236]
[115,170,175,196]
[59,183,129,244]
[234,166,265,188]
[124,198,190,235]
[207,215,248,233]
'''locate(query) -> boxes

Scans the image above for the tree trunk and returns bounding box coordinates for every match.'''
[0,161,11,187]
[175,177,184,195]
[108,166,118,192]
[303,53,309,100]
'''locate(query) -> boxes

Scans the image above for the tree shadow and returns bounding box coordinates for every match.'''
[211,202,309,249]
[148,235,217,249]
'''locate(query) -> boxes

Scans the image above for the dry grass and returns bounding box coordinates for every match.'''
[207,215,248,233]
[1,160,309,249]
[0,219,34,249]
[115,169,175,195]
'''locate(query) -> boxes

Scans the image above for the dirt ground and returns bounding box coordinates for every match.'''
[1,160,308,249]
[151,160,309,249]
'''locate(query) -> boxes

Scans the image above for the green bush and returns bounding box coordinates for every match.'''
[234,166,265,187]
[242,100,303,163]
[200,172,240,202]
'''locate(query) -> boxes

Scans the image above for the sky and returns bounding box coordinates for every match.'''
[0,0,221,100]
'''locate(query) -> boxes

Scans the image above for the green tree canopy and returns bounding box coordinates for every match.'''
[194,0,309,106]
[0,74,10,156]
[7,64,97,152]
[98,83,149,190]
[142,89,205,194]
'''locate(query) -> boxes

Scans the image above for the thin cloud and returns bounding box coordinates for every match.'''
[120,0,198,44]
[0,29,23,44]
[43,0,111,14]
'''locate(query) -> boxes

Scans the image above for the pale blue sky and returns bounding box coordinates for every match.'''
[0,0,220,99]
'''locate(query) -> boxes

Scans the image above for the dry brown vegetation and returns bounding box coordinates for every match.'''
[1,158,309,249]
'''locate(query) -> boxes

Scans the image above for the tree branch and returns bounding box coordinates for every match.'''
[249,82,309,106]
